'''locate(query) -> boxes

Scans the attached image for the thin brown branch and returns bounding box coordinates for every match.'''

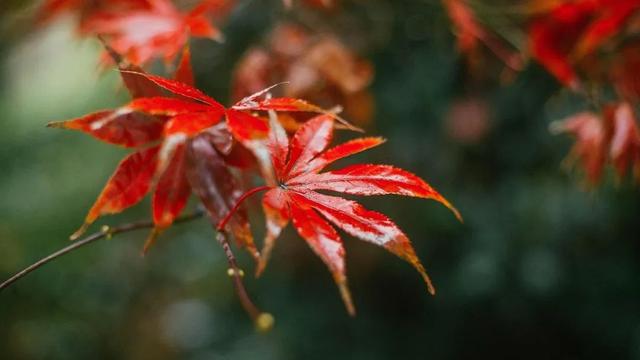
[213,229,274,331]
[215,231,261,319]
[0,211,204,292]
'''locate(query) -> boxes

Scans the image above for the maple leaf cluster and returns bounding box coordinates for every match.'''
[529,0,640,185]
[48,43,459,315]
[38,0,232,65]
[442,0,640,186]
[552,102,640,185]
[442,0,523,72]
[529,0,640,90]
[232,23,374,127]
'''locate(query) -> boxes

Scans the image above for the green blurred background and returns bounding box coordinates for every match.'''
[1,1,640,359]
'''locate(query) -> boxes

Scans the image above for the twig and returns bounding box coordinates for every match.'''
[214,230,274,332]
[0,211,204,292]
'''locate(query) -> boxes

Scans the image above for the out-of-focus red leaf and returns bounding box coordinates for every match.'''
[444,97,492,145]
[553,103,640,185]
[573,0,640,59]
[529,1,595,87]
[80,0,223,65]
[612,45,640,102]
[103,43,165,98]
[443,0,523,70]
[174,46,195,87]
[37,0,152,24]
[607,102,640,179]
[552,111,607,184]
[529,0,640,87]
[231,24,374,127]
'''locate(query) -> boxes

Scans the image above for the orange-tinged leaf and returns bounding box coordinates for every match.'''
[72,145,160,239]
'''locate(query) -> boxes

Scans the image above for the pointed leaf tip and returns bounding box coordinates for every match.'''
[46,121,66,129]
[420,268,436,296]
[70,222,91,241]
[142,228,162,255]
[442,198,463,223]
[337,277,356,316]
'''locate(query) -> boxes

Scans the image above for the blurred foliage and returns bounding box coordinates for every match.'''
[1,1,639,359]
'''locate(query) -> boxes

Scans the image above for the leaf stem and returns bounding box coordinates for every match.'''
[0,211,204,292]
[217,185,271,231]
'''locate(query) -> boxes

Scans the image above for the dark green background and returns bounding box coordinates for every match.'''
[1,1,639,359]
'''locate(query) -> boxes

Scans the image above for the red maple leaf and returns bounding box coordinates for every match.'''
[552,102,640,185]
[79,0,226,65]
[37,0,152,24]
[48,48,346,259]
[218,113,461,315]
[442,0,523,71]
[607,102,640,180]
[552,111,607,184]
[529,0,640,87]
